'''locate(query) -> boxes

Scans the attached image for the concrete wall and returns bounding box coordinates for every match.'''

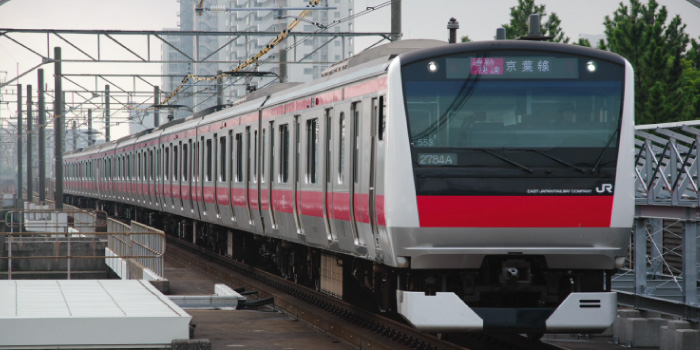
[613,309,700,349]
[1,237,107,278]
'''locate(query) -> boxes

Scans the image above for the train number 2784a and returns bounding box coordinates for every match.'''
[417,153,458,166]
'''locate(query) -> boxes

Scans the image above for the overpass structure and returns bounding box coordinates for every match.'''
[613,121,700,321]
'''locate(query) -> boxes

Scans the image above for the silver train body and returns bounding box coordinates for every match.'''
[64,39,634,334]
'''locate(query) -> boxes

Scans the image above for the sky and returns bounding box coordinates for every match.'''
[1,0,700,139]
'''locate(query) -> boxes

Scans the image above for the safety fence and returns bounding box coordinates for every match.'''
[106,219,165,278]
[1,205,165,280]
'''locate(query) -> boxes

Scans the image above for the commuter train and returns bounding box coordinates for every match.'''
[64,39,634,335]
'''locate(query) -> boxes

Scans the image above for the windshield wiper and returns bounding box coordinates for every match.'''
[591,127,620,173]
[522,149,586,173]
[477,149,534,173]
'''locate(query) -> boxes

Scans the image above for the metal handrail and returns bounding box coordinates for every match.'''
[2,208,166,279]
[4,208,108,229]
[1,230,165,260]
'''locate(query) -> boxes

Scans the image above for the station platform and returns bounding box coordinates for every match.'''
[164,252,353,350]
[0,279,191,348]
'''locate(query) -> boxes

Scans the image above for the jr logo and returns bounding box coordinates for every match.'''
[596,184,613,193]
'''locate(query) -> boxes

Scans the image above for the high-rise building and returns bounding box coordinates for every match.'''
[162,0,354,114]
[161,26,195,122]
[222,0,354,102]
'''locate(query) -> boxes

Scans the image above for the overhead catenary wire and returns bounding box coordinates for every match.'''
[255,1,392,91]
[126,0,322,112]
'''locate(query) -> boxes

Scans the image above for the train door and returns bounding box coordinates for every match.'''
[151,147,156,208]
[300,112,329,243]
[115,155,120,200]
[261,121,276,233]
[165,145,172,209]
[132,151,138,203]
[122,153,127,201]
[245,126,254,226]
[292,115,303,234]
[119,154,131,202]
[168,144,173,211]
[155,147,161,210]
[323,108,336,241]
[273,120,294,239]
[135,151,145,203]
[212,134,220,220]
[180,141,188,212]
[248,122,264,234]
[127,152,133,202]
[192,138,201,219]
[267,121,278,231]
[142,150,148,204]
[109,156,114,200]
[121,154,126,201]
[200,135,207,219]
[215,133,226,223]
[227,130,237,224]
[231,129,252,228]
[139,150,145,204]
[369,97,380,238]
[202,135,213,220]
[96,158,102,199]
[327,103,352,249]
[187,139,195,215]
[172,144,179,209]
[150,149,155,206]
[146,149,151,207]
[349,101,362,245]
[141,150,146,205]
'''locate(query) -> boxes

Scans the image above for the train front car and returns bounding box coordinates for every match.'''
[384,41,634,334]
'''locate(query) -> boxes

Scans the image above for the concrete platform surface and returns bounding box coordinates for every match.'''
[188,310,351,349]
[165,252,353,350]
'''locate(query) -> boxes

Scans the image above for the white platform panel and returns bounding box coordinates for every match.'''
[0,280,191,348]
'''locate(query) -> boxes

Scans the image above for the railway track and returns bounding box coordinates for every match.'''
[166,237,568,350]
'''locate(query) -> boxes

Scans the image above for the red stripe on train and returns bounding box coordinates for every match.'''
[416,195,613,228]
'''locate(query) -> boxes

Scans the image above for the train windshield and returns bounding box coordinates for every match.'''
[401,50,625,169]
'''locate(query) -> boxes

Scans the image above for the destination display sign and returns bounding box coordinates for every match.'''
[446,57,579,79]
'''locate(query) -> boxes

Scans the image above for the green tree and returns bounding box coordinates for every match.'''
[461,35,471,43]
[574,38,592,47]
[688,38,700,69]
[600,0,690,124]
[679,59,700,121]
[501,0,569,43]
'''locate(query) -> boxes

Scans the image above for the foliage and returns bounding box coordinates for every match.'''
[688,38,700,69]
[600,0,693,124]
[488,0,698,125]
[461,35,471,43]
[679,60,700,121]
[574,38,591,47]
[501,0,569,43]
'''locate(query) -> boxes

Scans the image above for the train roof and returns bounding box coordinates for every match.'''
[322,39,447,77]
[153,117,186,132]
[64,39,454,158]
[164,40,452,131]
[397,40,627,66]
[236,82,304,105]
